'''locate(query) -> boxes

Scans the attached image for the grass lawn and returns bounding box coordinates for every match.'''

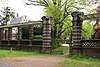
[52,46,100,67]
[1,48,100,67]
[62,54,100,67]
[0,50,46,58]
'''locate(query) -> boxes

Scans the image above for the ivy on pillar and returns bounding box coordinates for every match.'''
[42,16,52,53]
[71,12,84,54]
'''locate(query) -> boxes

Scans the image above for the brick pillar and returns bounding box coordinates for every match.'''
[29,25,34,40]
[18,26,22,40]
[29,24,34,45]
[42,16,52,53]
[4,28,9,40]
[8,27,12,40]
[0,28,4,40]
[71,12,84,54]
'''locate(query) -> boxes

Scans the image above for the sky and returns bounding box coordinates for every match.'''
[0,0,45,21]
[0,0,99,21]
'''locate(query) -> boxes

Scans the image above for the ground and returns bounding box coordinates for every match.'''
[0,56,64,67]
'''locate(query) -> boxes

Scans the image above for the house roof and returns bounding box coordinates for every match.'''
[10,17,22,24]
[10,16,28,24]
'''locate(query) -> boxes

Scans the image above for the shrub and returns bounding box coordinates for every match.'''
[34,35,43,39]
[51,38,62,49]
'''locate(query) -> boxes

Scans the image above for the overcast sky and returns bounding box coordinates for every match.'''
[0,0,45,21]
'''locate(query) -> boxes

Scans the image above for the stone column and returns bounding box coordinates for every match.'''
[18,26,22,40]
[29,24,34,46]
[4,28,9,40]
[42,16,52,53]
[0,28,3,45]
[71,12,84,54]
[0,28,4,40]
[8,27,12,40]
[29,24,34,40]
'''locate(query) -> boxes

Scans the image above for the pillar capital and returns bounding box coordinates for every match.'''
[42,16,52,24]
[71,11,84,22]
[42,16,52,20]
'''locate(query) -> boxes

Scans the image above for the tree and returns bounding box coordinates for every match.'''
[27,0,87,39]
[26,0,89,49]
[0,7,15,25]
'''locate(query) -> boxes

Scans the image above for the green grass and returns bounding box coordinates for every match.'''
[51,46,69,55]
[62,54,100,67]
[51,46,100,67]
[0,50,46,58]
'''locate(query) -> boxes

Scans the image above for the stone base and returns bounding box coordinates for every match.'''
[41,46,51,53]
[71,46,100,57]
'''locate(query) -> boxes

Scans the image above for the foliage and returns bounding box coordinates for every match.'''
[0,7,15,25]
[62,16,72,39]
[82,22,94,39]
[51,46,69,55]
[33,35,43,39]
[42,0,79,38]
[51,38,62,49]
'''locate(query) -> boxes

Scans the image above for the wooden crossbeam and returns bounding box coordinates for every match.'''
[0,21,42,28]
[80,13,100,20]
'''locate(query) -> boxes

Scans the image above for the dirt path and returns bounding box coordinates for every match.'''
[0,56,64,67]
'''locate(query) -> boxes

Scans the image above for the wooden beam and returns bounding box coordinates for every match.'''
[80,13,100,20]
[0,21,42,28]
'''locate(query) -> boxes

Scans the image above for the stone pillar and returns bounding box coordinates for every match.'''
[71,12,84,54]
[42,16,52,53]
[8,27,12,40]
[4,28,9,40]
[29,24,34,40]
[0,28,4,40]
[18,26,22,40]
[29,24,34,46]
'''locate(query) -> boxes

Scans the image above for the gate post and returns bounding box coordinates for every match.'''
[42,16,52,53]
[71,12,84,54]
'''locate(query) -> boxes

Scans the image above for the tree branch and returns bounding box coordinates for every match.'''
[28,0,40,3]
[57,26,72,37]
[26,3,45,6]
[26,0,48,6]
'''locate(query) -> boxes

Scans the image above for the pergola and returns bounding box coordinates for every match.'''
[71,12,100,56]
[0,16,52,53]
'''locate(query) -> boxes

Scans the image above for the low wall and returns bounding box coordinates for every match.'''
[71,39,100,57]
[81,39,100,57]
[0,40,43,52]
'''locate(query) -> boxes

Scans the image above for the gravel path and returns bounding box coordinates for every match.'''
[0,56,64,67]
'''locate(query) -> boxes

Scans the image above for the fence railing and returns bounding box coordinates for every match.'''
[81,39,100,47]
